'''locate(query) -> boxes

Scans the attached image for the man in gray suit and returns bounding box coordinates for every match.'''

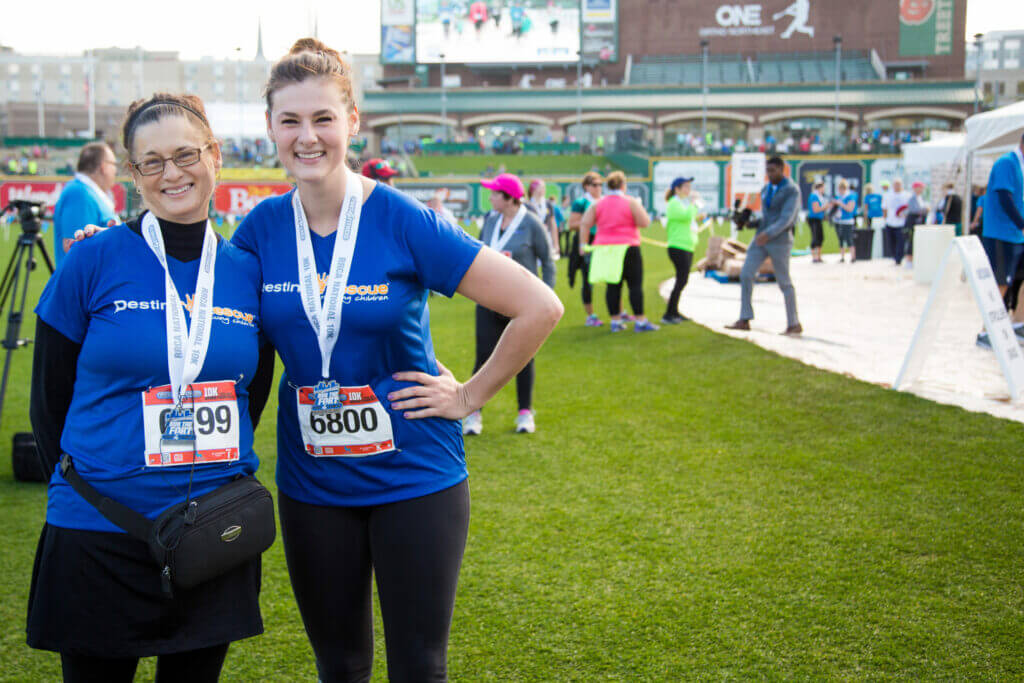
[727,156,803,335]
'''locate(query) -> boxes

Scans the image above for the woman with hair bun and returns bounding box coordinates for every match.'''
[27,93,272,681]
[232,38,562,681]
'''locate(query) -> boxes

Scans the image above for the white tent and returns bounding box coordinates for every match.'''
[964,100,1024,156]
[958,101,1024,212]
[902,132,966,170]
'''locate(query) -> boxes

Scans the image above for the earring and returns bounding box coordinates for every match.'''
[135,185,142,195]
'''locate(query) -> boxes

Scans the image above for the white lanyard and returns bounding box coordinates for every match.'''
[141,212,217,407]
[74,172,115,214]
[489,204,527,253]
[293,169,364,379]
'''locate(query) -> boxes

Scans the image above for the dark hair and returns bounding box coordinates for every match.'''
[496,190,520,205]
[265,38,355,112]
[766,156,785,169]
[606,171,626,190]
[76,142,112,173]
[581,171,602,189]
[121,93,214,160]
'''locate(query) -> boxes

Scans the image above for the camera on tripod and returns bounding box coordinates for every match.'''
[1,199,54,482]
[3,199,47,234]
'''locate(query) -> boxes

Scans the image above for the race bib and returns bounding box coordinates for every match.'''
[296,384,395,457]
[142,380,240,467]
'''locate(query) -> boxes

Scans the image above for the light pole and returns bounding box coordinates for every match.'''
[136,46,144,100]
[576,49,582,143]
[973,33,984,113]
[833,35,842,153]
[86,50,96,139]
[439,53,447,143]
[36,82,45,137]
[700,39,709,141]
[235,47,244,145]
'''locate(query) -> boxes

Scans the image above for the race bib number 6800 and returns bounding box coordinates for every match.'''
[296,384,395,457]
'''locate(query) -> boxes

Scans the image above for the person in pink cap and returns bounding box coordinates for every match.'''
[904,180,931,266]
[462,173,556,436]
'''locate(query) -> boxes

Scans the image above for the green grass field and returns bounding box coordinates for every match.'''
[1,220,1023,680]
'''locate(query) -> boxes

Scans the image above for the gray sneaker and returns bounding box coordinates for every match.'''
[514,410,535,434]
[462,410,482,435]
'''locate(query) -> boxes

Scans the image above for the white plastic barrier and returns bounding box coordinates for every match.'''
[912,224,956,284]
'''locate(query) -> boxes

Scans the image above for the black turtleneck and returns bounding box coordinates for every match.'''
[29,214,276,475]
[126,211,212,261]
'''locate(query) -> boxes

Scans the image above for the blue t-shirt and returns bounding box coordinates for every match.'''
[231,184,483,507]
[983,151,1024,244]
[864,193,883,218]
[837,191,859,222]
[36,222,263,532]
[52,178,118,268]
[807,192,826,219]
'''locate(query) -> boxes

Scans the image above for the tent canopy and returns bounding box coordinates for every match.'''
[902,132,966,169]
[964,100,1024,156]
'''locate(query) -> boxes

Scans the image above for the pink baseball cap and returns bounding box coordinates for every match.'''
[481,173,525,200]
[911,181,926,189]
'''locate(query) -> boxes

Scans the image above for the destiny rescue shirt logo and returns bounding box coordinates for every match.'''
[263,273,391,303]
[111,293,256,327]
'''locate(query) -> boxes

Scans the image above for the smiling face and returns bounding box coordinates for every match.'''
[130,116,220,224]
[266,78,359,189]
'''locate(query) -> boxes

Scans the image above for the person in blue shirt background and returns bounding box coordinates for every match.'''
[27,93,272,682]
[52,142,119,267]
[833,178,858,263]
[982,133,1024,294]
[806,180,827,263]
[862,183,883,228]
[233,39,563,682]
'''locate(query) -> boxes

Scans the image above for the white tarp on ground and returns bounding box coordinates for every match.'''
[661,256,1024,423]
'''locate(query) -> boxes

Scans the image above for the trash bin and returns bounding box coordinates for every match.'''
[853,228,874,261]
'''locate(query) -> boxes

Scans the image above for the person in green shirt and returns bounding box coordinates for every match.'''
[568,172,605,326]
[662,176,702,323]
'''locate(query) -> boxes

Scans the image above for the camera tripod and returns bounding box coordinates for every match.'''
[0,200,54,481]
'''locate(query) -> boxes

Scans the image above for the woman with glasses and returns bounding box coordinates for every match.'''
[230,39,562,681]
[27,93,272,682]
[568,171,603,326]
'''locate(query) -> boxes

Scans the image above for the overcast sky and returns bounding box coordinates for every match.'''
[0,0,1020,60]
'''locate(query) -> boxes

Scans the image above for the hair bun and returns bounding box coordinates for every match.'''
[289,37,341,62]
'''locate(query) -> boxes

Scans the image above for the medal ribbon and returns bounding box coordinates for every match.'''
[489,204,527,253]
[141,212,218,408]
[293,169,364,379]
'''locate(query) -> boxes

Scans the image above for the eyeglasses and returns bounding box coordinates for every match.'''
[131,144,210,177]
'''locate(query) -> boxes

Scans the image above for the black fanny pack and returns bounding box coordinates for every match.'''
[59,454,275,597]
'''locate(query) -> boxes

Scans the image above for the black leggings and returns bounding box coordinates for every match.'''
[664,247,693,318]
[474,305,534,411]
[60,644,228,683]
[571,232,593,306]
[807,217,824,249]
[606,245,644,317]
[279,482,470,683]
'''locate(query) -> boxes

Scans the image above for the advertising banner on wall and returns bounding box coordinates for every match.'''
[399,182,474,217]
[796,160,865,205]
[581,0,618,62]
[0,181,127,214]
[381,0,416,64]
[899,0,954,56]
[416,0,580,64]
[730,153,766,194]
[653,160,720,214]
[213,183,292,216]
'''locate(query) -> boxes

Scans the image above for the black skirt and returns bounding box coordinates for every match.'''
[26,523,263,657]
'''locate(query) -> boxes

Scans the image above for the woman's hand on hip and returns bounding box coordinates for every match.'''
[388,359,474,420]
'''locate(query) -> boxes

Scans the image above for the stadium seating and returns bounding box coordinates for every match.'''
[630,51,879,86]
